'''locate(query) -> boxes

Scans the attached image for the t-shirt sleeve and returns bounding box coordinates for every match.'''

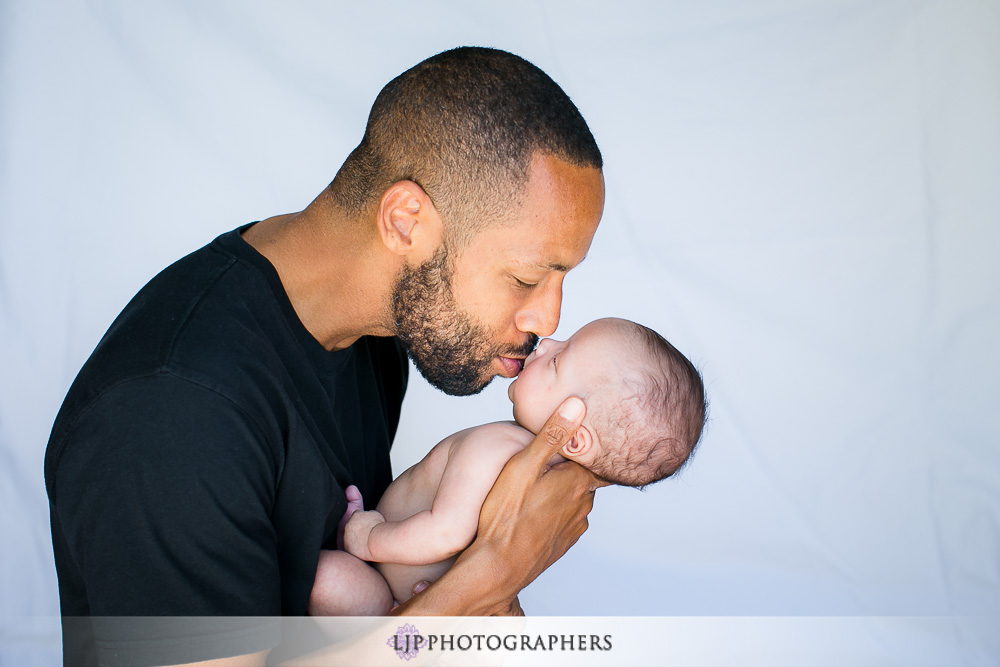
[49,371,283,661]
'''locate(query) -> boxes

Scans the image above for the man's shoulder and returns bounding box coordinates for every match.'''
[80,232,262,371]
[52,230,288,430]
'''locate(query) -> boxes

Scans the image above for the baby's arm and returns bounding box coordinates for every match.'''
[345,422,531,565]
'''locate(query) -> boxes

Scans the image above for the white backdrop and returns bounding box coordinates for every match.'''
[2,1,999,664]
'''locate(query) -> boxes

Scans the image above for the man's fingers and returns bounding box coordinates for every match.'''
[527,396,586,464]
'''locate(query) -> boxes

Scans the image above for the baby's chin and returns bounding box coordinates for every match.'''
[510,406,543,436]
[510,413,532,434]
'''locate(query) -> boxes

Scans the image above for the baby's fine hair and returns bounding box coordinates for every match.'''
[589,319,708,489]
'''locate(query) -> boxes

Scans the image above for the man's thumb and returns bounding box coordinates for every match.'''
[537,396,586,455]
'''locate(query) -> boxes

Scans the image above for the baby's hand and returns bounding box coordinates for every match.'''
[343,509,386,562]
[336,485,365,551]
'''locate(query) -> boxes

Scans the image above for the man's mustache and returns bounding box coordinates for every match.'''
[503,334,539,359]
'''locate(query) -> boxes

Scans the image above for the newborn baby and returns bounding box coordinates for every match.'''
[309,317,707,615]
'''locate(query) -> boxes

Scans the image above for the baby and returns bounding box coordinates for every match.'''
[308,317,707,615]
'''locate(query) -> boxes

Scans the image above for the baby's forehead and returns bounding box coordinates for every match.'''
[575,318,636,346]
[575,339,647,388]
[571,320,658,400]
[573,320,643,363]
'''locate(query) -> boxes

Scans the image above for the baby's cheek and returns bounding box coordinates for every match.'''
[531,388,566,432]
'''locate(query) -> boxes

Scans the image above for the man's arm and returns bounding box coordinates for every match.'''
[50,376,284,665]
[344,424,529,564]
[391,396,607,615]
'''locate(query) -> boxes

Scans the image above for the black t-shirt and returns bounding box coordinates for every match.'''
[44,225,407,666]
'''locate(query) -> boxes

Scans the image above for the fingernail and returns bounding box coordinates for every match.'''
[559,397,584,421]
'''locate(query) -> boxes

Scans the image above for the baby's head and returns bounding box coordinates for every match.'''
[508,318,707,487]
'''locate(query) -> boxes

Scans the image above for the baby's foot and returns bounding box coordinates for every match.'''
[336,485,364,551]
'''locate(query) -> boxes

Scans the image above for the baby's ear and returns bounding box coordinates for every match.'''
[562,424,595,461]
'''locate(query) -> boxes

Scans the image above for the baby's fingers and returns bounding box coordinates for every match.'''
[336,484,365,550]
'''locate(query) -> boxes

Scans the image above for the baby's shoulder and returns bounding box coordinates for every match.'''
[466,420,534,445]
[449,421,534,459]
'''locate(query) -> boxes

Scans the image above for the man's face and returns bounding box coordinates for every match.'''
[395,153,605,396]
[392,243,538,396]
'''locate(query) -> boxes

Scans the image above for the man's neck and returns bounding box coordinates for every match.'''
[241,195,396,351]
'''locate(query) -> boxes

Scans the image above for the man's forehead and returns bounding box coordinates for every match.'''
[502,154,604,266]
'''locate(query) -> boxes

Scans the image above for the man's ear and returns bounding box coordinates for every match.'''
[375,181,443,259]
[561,423,595,461]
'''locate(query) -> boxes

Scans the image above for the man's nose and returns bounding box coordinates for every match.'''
[515,281,562,338]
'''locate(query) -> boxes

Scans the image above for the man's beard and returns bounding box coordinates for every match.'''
[392,245,537,396]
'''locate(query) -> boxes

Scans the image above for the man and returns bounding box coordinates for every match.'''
[45,46,605,666]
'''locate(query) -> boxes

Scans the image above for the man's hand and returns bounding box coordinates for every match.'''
[393,396,607,615]
[472,396,605,599]
[343,510,386,562]
[491,596,525,616]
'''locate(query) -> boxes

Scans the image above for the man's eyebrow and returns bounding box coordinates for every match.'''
[517,256,586,273]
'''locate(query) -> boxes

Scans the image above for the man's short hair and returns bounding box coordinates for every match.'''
[328,46,603,247]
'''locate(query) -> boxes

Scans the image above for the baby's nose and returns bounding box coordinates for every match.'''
[524,339,549,366]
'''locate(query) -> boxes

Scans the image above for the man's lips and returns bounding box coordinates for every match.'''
[497,356,526,378]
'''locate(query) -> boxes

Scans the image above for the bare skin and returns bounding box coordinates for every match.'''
[392,396,604,616]
[345,422,535,605]
[318,320,636,612]
[242,153,604,357]
[176,153,604,664]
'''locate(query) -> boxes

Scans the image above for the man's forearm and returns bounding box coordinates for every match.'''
[389,544,514,616]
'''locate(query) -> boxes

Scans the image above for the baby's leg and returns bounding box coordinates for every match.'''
[308,550,393,616]
[377,556,457,605]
